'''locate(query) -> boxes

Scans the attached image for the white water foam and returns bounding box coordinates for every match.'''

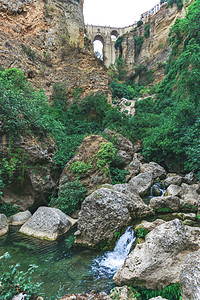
[92,226,135,277]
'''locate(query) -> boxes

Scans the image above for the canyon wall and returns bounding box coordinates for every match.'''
[121,2,187,82]
[0,0,110,97]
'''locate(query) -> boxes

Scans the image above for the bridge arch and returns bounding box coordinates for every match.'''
[110,30,119,40]
[93,34,105,45]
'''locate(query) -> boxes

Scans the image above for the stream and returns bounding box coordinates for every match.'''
[0,226,135,299]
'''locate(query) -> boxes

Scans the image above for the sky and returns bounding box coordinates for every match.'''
[83,0,160,27]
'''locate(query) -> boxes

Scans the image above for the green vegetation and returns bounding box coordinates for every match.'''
[69,161,92,174]
[109,57,127,81]
[134,36,144,56]
[0,252,42,299]
[0,203,19,217]
[96,142,117,170]
[130,0,200,176]
[137,20,143,27]
[49,180,87,215]
[144,24,150,38]
[115,36,124,55]
[132,283,181,299]
[135,227,149,239]
[110,167,129,185]
[166,0,183,10]
[21,44,36,61]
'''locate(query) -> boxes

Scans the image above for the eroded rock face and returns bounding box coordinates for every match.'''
[180,250,200,300]
[59,135,112,195]
[1,134,57,211]
[75,187,152,247]
[122,3,187,83]
[19,207,73,240]
[113,219,200,290]
[0,0,109,97]
[0,214,8,236]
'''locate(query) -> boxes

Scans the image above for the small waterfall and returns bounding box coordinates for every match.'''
[150,182,166,198]
[92,226,135,276]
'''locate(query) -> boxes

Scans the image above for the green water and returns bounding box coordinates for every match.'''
[0,227,115,299]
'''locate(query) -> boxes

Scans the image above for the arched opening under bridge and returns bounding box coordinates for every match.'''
[93,34,104,60]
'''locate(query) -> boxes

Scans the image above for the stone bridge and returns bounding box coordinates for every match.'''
[85,2,163,67]
[85,24,136,67]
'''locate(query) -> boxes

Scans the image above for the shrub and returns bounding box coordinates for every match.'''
[109,57,127,81]
[0,252,42,300]
[144,24,150,38]
[69,161,92,174]
[137,20,143,27]
[0,203,19,217]
[132,283,181,300]
[49,180,87,215]
[134,36,144,56]
[115,36,124,55]
[166,0,183,10]
[110,167,129,184]
[135,227,149,239]
[96,142,117,169]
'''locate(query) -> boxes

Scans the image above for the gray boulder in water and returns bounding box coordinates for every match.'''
[0,214,8,236]
[19,207,73,240]
[75,187,153,248]
[10,210,32,226]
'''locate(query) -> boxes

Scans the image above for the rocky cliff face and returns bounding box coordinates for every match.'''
[0,0,109,97]
[121,3,187,83]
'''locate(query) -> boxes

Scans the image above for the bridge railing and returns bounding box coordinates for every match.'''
[140,1,167,20]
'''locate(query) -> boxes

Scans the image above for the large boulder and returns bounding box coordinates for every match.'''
[129,172,153,196]
[125,154,141,182]
[10,210,32,226]
[150,196,180,213]
[134,219,166,236]
[113,219,200,290]
[165,184,181,197]
[0,214,8,236]
[59,135,112,195]
[180,183,200,212]
[104,128,134,157]
[75,187,153,248]
[19,207,74,240]
[140,162,166,180]
[103,129,135,168]
[180,250,200,300]
[164,175,183,187]
[113,184,154,218]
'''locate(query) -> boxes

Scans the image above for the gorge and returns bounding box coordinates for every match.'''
[0,0,200,299]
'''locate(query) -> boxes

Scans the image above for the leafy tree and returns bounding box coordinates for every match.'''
[109,57,127,81]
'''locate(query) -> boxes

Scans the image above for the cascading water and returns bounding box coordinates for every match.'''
[92,226,135,277]
[150,182,166,198]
